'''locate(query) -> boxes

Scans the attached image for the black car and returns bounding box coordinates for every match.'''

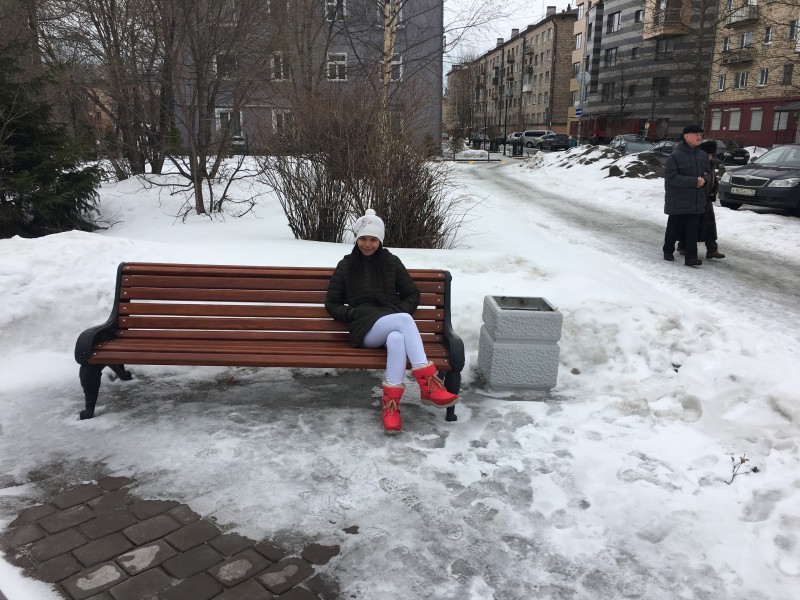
[538,133,570,151]
[649,140,676,160]
[718,144,800,214]
[706,139,750,166]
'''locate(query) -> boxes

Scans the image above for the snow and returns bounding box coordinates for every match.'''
[1,150,799,599]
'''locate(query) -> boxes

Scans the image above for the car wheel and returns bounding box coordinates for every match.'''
[537,143,543,150]
[525,142,533,148]
[720,201,741,210]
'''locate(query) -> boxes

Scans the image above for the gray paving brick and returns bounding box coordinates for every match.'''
[208,532,255,557]
[74,533,134,567]
[62,561,128,600]
[304,574,339,600]
[39,505,96,533]
[216,579,274,600]
[30,528,88,562]
[256,558,314,595]
[98,476,133,491]
[128,499,179,520]
[161,543,223,579]
[300,543,339,565]
[252,540,286,563]
[163,519,220,551]
[36,553,82,583]
[80,509,137,540]
[166,505,199,525]
[107,567,174,600]
[9,503,55,526]
[209,548,271,588]
[159,572,222,600]
[0,522,45,548]
[84,593,113,600]
[279,587,319,600]
[122,514,181,546]
[116,541,178,575]
[53,484,104,509]
[88,490,132,514]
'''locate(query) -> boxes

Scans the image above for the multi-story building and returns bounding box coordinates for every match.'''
[705,0,800,146]
[570,0,717,143]
[447,7,577,139]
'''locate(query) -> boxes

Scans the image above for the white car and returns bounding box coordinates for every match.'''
[521,129,551,148]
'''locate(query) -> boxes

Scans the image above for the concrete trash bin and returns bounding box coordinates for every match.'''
[477,295,562,392]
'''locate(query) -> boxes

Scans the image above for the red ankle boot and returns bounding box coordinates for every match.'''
[412,363,459,408]
[381,383,403,435]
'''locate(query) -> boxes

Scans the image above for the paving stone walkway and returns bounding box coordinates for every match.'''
[0,477,340,600]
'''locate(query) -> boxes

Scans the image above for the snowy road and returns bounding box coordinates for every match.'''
[459,159,800,334]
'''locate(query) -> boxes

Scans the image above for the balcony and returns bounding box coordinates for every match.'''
[522,83,533,92]
[644,4,688,40]
[721,46,755,64]
[725,5,758,28]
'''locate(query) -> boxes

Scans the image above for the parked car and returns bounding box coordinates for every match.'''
[509,131,523,142]
[705,138,750,165]
[521,129,551,148]
[538,133,570,151]
[649,140,676,160]
[718,144,800,213]
[609,134,653,155]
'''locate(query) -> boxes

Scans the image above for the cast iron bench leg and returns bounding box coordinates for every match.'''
[79,364,104,420]
[443,370,460,422]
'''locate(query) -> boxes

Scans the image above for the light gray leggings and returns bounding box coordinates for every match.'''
[363,313,428,385]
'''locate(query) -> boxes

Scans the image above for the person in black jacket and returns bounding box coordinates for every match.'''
[662,124,711,267]
[678,139,726,259]
[325,209,459,435]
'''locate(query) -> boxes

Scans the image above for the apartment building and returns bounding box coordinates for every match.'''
[705,0,800,146]
[447,6,577,138]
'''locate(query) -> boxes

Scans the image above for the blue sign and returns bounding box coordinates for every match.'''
[575,108,583,116]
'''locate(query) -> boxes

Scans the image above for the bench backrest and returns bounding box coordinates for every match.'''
[112,262,453,346]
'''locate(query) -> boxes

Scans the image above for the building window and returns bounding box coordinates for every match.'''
[774,111,789,130]
[571,90,578,104]
[632,47,640,59]
[272,109,292,132]
[717,73,726,90]
[733,71,748,89]
[764,26,772,44]
[575,33,582,49]
[326,53,346,80]
[634,10,643,23]
[215,54,238,78]
[628,84,636,97]
[729,108,741,130]
[607,11,621,33]
[740,31,753,48]
[656,37,674,58]
[711,109,722,130]
[376,2,402,24]
[271,53,288,80]
[601,81,616,101]
[750,107,763,130]
[722,36,730,52]
[790,19,799,40]
[215,108,242,138]
[783,63,794,85]
[577,3,585,19]
[572,62,580,77]
[758,68,768,86]
[652,76,669,97]
[391,54,402,81]
[604,47,618,67]
[326,0,344,21]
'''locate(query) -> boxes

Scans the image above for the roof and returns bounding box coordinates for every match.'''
[775,100,800,112]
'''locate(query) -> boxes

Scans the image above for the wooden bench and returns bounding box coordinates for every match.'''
[75,262,465,422]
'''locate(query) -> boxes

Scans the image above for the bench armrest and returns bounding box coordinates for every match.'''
[441,271,465,373]
[74,263,126,364]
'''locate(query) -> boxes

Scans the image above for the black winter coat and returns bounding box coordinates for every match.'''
[664,141,711,215]
[325,249,420,347]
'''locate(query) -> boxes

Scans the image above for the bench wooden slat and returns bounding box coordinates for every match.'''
[115,330,444,343]
[88,350,452,370]
[119,288,445,306]
[117,315,443,333]
[122,263,447,281]
[120,275,446,294]
[117,303,445,321]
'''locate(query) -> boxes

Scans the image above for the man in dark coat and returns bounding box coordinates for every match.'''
[662,124,711,267]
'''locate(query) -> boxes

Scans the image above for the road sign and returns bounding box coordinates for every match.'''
[575,108,583,116]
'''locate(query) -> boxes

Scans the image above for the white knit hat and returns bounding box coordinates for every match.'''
[353,209,385,243]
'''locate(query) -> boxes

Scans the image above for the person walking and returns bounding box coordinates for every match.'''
[325,209,459,435]
[663,125,710,267]
[678,139,726,259]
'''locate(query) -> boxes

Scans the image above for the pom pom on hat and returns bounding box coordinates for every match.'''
[353,208,385,243]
